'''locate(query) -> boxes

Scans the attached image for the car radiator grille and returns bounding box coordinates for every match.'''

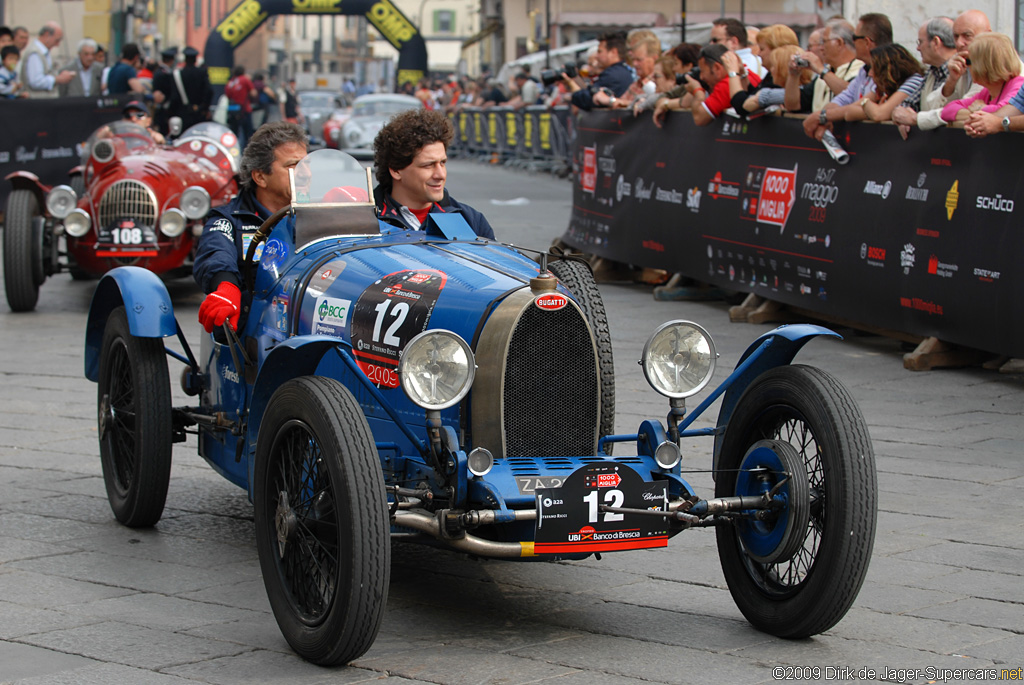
[98,180,157,228]
[502,304,598,457]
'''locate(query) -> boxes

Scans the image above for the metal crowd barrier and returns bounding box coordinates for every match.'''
[449,106,573,175]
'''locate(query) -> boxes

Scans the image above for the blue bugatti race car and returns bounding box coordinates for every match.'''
[83,149,877,666]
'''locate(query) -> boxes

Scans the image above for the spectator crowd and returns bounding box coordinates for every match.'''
[423,9,1024,143]
[8,8,1024,144]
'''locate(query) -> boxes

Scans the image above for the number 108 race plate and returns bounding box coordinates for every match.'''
[533,462,669,554]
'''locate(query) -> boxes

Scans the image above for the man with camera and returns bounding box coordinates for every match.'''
[652,44,761,127]
[802,13,892,140]
[785,18,863,115]
[561,30,633,110]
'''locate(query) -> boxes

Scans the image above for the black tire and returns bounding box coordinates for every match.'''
[3,189,43,312]
[548,258,615,449]
[254,376,390,666]
[715,365,876,638]
[97,306,173,527]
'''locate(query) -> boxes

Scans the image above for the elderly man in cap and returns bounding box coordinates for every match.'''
[171,46,212,129]
[151,46,177,134]
[58,38,103,97]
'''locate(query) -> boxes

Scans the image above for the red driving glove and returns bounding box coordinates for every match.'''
[198,282,241,333]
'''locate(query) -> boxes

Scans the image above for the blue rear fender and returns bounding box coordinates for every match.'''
[84,266,178,381]
[711,324,841,471]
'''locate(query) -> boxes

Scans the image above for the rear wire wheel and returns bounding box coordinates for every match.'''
[97,306,172,527]
[715,365,876,638]
[254,376,390,665]
[548,258,615,450]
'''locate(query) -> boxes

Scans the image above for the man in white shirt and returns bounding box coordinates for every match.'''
[19,22,74,97]
[711,17,764,78]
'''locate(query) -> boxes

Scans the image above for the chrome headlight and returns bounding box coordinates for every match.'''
[467,447,494,477]
[641,320,717,398]
[64,209,91,237]
[159,208,186,237]
[180,186,211,220]
[398,330,476,410]
[345,125,363,146]
[46,185,77,218]
[92,139,115,163]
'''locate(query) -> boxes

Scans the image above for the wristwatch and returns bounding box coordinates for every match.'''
[819,109,828,125]
[1002,115,1011,132]
[610,96,617,106]
[728,71,740,78]
[860,96,871,108]
[820,65,832,78]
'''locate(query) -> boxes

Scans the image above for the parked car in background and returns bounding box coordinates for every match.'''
[298,90,343,147]
[339,93,422,157]
[322,108,353,150]
[3,121,240,312]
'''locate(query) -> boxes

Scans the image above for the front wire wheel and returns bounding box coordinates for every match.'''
[97,306,172,527]
[254,376,390,666]
[715,365,876,638]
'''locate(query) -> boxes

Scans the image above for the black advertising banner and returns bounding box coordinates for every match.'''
[0,97,127,208]
[564,112,1024,358]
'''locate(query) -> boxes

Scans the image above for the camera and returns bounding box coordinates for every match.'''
[793,57,810,68]
[540,63,579,87]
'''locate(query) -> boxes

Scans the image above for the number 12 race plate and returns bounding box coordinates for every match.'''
[533,462,669,554]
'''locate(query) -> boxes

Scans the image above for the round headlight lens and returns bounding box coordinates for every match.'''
[92,139,115,163]
[46,185,78,219]
[180,186,211,220]
[398,330,476,410]
[641,320,717,398]
[64,209,91,237]
[159,208,187,237]
[654,441,682,469]
[467,447,494,477]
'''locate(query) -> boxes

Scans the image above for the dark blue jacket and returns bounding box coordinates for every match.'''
[192,188,269,294]
[571,61,635,111]
[374,186,495,240]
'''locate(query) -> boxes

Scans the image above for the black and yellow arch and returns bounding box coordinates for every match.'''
[204,0,427,89]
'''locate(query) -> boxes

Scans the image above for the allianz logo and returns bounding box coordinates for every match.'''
[863,180,891,199]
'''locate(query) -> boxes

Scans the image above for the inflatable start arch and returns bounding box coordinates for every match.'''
[204,0,428,90]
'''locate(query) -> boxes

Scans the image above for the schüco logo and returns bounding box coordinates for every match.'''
[535,293,568,311]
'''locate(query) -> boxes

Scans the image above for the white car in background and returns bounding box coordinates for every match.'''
[340,93,423,157]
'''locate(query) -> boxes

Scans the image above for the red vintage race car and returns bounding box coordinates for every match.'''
[3,120,240,312]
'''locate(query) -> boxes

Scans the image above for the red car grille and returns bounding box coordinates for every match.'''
[98,180,158,228]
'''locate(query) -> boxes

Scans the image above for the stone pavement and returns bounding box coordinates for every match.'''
[0,160,1022,684]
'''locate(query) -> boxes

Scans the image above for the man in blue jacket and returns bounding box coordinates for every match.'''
[193,121,309,332]
[372,108,495,239]
[567,30,634,110]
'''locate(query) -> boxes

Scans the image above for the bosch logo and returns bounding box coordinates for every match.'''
[535,293,568,311]
[867,246,885,261]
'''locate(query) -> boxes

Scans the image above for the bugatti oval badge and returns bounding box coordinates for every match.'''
[535,293,568,311]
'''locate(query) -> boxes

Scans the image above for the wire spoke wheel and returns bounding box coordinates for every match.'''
[716,365,876,638]
[255,376,389,666]
[97,306,172,527]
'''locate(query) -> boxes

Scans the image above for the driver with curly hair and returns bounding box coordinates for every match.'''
[372,108,495,239]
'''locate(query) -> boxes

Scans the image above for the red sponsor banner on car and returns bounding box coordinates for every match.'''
[757,164,797,231]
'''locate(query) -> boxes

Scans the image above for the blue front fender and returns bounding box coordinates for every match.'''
[84,267,177,381]
[712,324,841,470]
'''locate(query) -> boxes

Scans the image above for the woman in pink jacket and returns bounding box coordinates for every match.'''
[942,33,1024,124]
